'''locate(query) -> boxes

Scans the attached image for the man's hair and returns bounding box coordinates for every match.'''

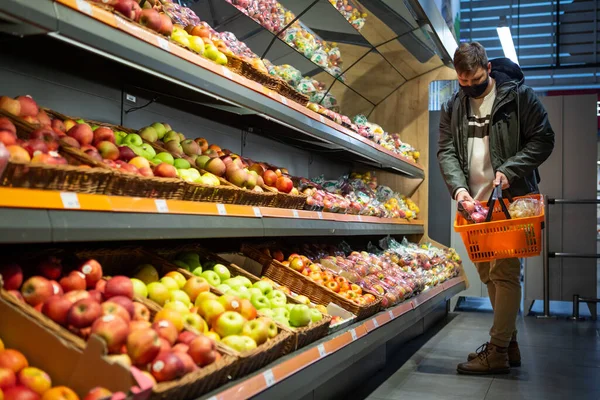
[453,42,488,74]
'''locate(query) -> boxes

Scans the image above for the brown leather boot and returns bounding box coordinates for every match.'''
[457,343,510,375]
[467,341,521,367]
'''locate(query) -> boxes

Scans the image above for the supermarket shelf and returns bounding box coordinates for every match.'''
[0,188,423,242]
[200,276,466,400]
[0,0,424,179]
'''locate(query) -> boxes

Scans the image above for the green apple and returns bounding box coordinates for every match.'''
[130,278,148,298]
[236,276,252,289]
[252,281,273,297]
[213,311,245,338]
[309,308,323,323]
[192,266,203,276]
[151,122,167,139]
[201,270,221,287]
[221,335,247,352]
[258,316,278,338]
[163,130,181,143]
[250,293,271,310]
[155,152,175,165]
[241,336,257,351]
[174,260,191,271]
[242,319,269,346]
[231,286,250,300]
[272,307,290,319]
[169,289,191,307]
[123,133,143,147]
[130,144,149,159]
[184,312,207,333]
[159,276,179,292]
[215,284,231,294]
[173,158,191,169]
[147,282,170,306]
[134,264,159,284]
[223,277,243,289]
[248,288,263,298]
[289,305,311,327]
[141,143,156,159]
[212,264,231,281]
[267,290,287,308]
[273,315,290,327]
[139,126,158,142]
[285,303,295,312]
[258,308,274,317]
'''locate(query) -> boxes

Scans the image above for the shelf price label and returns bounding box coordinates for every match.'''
[154,199,169,213]
[357,215,363,222]
[317,212,323,220]
[317,344,327,358]
[222,67,233,80]
[60,192,80,209]
[280,96,288,105]
[388,310,394,320]
[76,0,93,15]
[157,37,171,52]
[319,116,326,123]
[253,207,262,217]
[292,210,299,218]
[216,204,227,215]
[372,318,379,328]
[263,369,275,388]
[350,328,357,341]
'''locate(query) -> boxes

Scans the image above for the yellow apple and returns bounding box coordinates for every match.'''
[165,271,186,289]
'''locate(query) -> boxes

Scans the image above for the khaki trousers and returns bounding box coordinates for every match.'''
[475,258,521,347]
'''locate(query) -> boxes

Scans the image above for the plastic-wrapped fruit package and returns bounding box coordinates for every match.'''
[458,199,489,223]
[508,197,543,219]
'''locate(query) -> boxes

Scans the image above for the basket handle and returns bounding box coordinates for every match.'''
[485,185,512,222]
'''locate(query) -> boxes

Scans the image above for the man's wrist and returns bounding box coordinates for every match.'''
[454,188,468,201]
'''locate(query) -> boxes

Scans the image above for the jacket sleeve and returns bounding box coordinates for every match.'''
[497,86,555,182]
[437,98,469,198]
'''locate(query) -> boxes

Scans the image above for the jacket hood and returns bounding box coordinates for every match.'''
[490,57,524,87]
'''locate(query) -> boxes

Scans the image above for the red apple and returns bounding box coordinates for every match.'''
[15,96,38,118]
[150,352,185,382]
[174,352,197,374]
[2,385,40,400]
[152,320,178,345]
[96,141,119,161]
[0,367,16,390]
[194,138,208,153]
[138,167,153,177]
[22,139,48,158]
[188,335,217,367]
[63,290,90,304]
[59,136,79,149]
[0,96,20,116]
[87,289,103,303]
[139,8,162,32]
[0,130,16,147]
[17,367,51,396]
[91,314,130,354]
[48,281,63,296]
[177,331,197,346]
[0,264,23,291]
[84,387,112,400]
[238,298,257,321]
[101,301,131,323]
[133,302,150,322]
[157,337,171,354]
[37,257,62,280]
[92,127,115,146]
[29,127,58,150]
[117,146,135,162]
[67,298,102,328]
[104,276,134,300]
[105,296,134,319]
[95,279,107,294]
[77,259,103,289]
[126,328,161,366]
[172,343,189,354]
[276,176,293,193]
[112,0,137,19]
[59,271,86,293]
[67,123,93,146]
[51,119,66,135]
[20,277,53,307]
[0,350,28,374]
[129,320,151,332]
[42,295,72,326]
[36,110,51,127]
[263,170,277,187]
[158,13,173,36]
[153,163,177,178]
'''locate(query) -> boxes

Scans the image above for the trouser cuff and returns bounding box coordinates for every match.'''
[490,337,510,348]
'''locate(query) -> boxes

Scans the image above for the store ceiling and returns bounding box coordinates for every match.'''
[460,0,600,92]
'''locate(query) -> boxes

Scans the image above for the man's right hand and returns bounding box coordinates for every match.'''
[456,191,474,203]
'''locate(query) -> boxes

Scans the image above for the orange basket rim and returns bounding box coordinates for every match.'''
[454,194,545,232]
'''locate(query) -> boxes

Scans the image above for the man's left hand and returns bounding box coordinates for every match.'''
[494,171,510,189]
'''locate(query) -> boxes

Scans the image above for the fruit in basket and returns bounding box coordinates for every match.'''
[36,258,62,281]
[116,146,135,162]
[150,351,185,383]
[122,133,143,148]
[169,290,191,308]
[194,155,210,169]
[164,271,186,289]
[251,281,272,297]
[172,159,190,170]
[92,127,115,146]
[0,128,16,147]
[130,278,148,298]
[133,303,150,322]
[199,271,221,287]
[163,131,180,144]
[0,350,27,374]
[101,302,130,324]
[164,141,183,156]
[158,276,178,292]
[139,126,157,143]
[126,327,161,366]
[267,290,287,308]
[58,272,86,293]
[182,277,210,303]
[104,276,134,300]
[275,176,293,193]
[96,141,119,161]
[41,296,72,326]
[63,290,90,304]
[0,367,16,390]
[180,139,199,156]
[28,128,58,151]
[152,319,178,345]
[20,277,53,307]
[91,314,129,354]
[309,308,323,323]
[241,319,268,346]
[139,8,162,32]
[106,296,134,319]
[18,367,51,396]
[15,96,38,118]
[196,299,225,325]
[0,264,23,291]
[67,298,102,329]
[187,335,217,366]
[6,145,30,163]
[67,124,93,146]
[84,387,112,400]
[219,335,246,352]
[250,294,270,310]
[288,305,311,327]
[213,311,245,338]
[134,264,159,284]
[0,97,20,116]
[188,36,205,55]
[204,158,226,177]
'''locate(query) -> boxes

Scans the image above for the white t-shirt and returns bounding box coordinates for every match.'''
[467,81,496,201]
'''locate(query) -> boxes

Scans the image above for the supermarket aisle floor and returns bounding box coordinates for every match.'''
[362,310,600,400]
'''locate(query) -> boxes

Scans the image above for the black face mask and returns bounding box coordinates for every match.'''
[460,74,490,98]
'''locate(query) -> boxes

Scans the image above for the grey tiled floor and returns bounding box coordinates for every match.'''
[364,311,600,400]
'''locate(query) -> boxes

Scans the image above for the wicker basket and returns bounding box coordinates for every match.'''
[153,245,332,353]
[241,245,383,320]
[276,81,309,107]
[274,192,308,210]
[226,54,245,75]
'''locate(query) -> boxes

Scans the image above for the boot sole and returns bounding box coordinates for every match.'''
[467,357,521,367]
[457,366,510,375]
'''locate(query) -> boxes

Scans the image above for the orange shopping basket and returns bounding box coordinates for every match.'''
[454,186,545,263]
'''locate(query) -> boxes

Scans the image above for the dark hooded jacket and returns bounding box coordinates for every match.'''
[437,58,555,198]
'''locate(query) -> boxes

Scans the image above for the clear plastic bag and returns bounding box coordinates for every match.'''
[508,197,543,219]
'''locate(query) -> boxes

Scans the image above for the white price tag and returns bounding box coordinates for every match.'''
[222,67,233,79]
[60,192,80,209]
[372,318,379,328]
[281,96,288,105]
[357,215,363,222]
[253,207,262,217]
[76,0,93,15]
[155,199,169,213]
[388,310,394,319]
[350,328,357,341]
[217,204,227,215]
[206,397,217,400]
[317,344,327,358]
[292,210,299,218]
[263,369,275,387]
[317,211,323,220]
[319,116,325,123]
[157,37,171,52]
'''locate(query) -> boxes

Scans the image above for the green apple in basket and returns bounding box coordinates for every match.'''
[267,290,287,308]
[250,293,271,310]
[212,264,231,282]
[252,280,273,297]
[289,304,311,328]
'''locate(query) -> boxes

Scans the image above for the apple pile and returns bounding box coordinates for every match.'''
[171,26,229,66]
[89,0,173,36]
[0,338,92,400]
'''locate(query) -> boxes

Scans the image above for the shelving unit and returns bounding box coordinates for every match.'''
[0,0,461,399]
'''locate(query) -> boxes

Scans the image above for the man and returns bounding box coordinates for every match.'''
[438,42,554,375]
